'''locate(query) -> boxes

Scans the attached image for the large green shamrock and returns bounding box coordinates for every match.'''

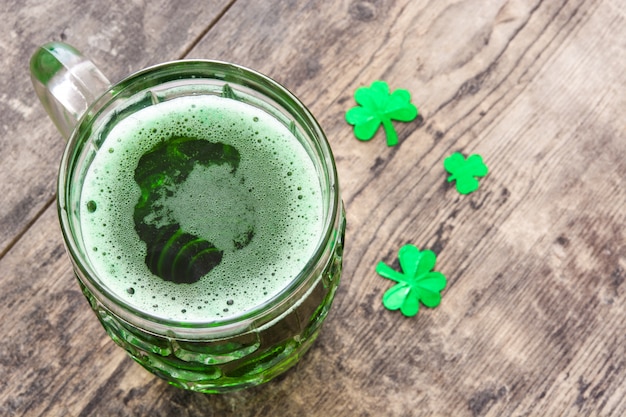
[376,244,447,317]
[345,80,418,146]
[443,152,489,195]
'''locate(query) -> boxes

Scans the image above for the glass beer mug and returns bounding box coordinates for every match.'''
[30,42,344,393]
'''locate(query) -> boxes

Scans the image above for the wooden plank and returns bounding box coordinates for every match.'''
[182,0,626,415]
[0,0,234,255]
[0,0,624,416]
[0,207,126,416]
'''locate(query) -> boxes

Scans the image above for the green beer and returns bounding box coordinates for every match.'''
[81,94,327,321]
[51,60,344,392]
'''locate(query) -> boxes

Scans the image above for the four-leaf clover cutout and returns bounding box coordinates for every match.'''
[444,152,489,194]
[376,245,447,317]
[345,80,418,146]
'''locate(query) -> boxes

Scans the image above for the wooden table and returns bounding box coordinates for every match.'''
[2,1,625,415]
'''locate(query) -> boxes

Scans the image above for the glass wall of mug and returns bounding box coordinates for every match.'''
[56,61,345,393]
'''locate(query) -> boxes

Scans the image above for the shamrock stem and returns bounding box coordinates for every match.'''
[381,118,398,146]
[376,262,407,283]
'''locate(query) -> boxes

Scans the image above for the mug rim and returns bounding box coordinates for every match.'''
[57,59,341,338]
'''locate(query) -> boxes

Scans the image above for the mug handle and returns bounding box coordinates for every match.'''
[30,42,111,140]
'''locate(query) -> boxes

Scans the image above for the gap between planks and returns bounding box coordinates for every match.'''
[0,196,55,261]
[176,0,238,59]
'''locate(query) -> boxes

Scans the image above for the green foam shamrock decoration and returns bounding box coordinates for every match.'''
[376,244,447,317]
[345,80,418,146]
[444,152,489,194]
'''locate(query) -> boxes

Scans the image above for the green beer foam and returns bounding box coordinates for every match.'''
[80,95,324,322]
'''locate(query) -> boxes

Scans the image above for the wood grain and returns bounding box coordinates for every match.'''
[1,0,625,415]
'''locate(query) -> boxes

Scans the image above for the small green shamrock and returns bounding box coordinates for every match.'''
[345,80,418,146]
[443,152,489,194]
[375,244,447,317]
